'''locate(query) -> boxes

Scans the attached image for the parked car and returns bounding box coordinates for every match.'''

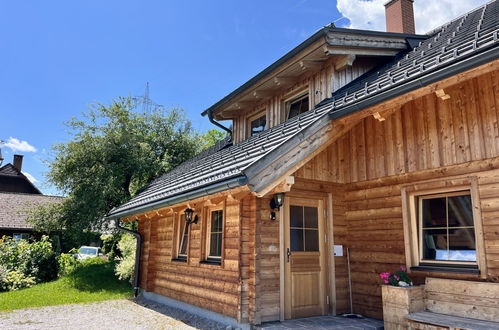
[75,246,101,260]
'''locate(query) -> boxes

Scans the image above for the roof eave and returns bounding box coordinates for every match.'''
[201,27,329,117]
[106,175,248,220]
[329,46,499,121]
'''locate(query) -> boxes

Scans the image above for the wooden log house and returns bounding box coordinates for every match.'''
[107,1,499,327]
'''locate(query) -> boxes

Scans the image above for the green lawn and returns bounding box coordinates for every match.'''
[0,260,133,311]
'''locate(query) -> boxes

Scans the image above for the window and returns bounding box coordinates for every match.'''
[402,178,486,275]
[173,214,189,262]
[206,210,223,261]
[289,205,319,252]
[249,114,266,137]
[177,215,189,260]
[418,191,476,265]
[286,93,309,119]
[13,233,29,241]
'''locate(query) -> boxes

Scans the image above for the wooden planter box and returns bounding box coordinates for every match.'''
[382,285,425,330]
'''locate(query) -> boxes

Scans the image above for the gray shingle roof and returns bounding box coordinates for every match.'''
[108,0,498,219]
[324,0,498,116]
[0,192,64,229]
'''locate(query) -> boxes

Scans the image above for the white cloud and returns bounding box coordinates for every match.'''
[2,137,37,153]
[336,0,490,34]
[22,171,39,184]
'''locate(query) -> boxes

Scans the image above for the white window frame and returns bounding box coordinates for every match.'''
[177,214,189,260]
[206,208,224,261]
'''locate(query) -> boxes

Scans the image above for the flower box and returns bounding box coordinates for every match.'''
[382,284,425,330]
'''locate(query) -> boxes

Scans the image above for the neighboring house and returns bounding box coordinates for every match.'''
[0,154,64,239]
[0,192,64,239]
[0,154,41,194]
[107,0,499,327]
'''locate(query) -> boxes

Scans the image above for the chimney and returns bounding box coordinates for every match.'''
[13,154,23,171]
[385,0,416,34]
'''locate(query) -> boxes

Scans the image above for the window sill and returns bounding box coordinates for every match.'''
[200,259,221,266]
[171,257,187,263]
[411,265,479,275]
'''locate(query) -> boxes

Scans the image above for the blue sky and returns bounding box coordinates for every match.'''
[0,0,488,195]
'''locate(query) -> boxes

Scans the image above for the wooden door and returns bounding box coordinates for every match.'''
[284,197,327,319]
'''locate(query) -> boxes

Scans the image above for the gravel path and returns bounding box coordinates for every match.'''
[0,298,231,330]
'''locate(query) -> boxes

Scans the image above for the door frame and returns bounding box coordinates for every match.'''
[279,193,330,320]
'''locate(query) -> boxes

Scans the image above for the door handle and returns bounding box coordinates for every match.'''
[287,248,291,262]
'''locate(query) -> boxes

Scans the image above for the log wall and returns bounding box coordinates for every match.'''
[255,196,281,322]
[292,70,499,318]
[136,196,255,322]
[232,58,375,144]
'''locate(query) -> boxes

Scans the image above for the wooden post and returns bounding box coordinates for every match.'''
[382,285,424,330]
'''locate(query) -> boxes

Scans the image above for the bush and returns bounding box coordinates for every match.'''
[101,233,122,260]
[0,270,36,291]
[114,234,136,284]
[20,237,59,283]
[57,250,80,277]
[0,235,59,291]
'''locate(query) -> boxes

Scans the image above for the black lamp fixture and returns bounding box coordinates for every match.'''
[184,208,198,224]
[269,192,285,220]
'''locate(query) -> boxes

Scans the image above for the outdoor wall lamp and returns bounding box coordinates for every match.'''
[184,208,198,224]
[269,192,285,220]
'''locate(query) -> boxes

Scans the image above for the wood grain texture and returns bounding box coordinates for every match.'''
[292,70,499,319]
[232,59,374,143]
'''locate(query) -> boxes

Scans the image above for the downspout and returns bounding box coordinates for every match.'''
[115,219,142,298]
[207,109,232,140]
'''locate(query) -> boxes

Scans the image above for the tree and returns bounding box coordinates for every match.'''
[29,97,216,244]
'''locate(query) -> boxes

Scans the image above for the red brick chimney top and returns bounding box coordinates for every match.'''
[385,0,416,34]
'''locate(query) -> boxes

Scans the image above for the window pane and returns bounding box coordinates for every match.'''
[288,95,309,119]
[210,233,222,257]
[290,206,303,227]
[211,211,223,232]
[448,195,473,227]
[447,228,476,261]
[251,115,266,136]
[290,229,304,252]
[304,229,319,251]
[422,197,447,228]
[304,207,318,228]
[422,229,447,260]
[179,222,189,255]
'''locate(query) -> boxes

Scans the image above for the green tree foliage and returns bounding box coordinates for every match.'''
[197,128,227,151]
[28,97,217,242]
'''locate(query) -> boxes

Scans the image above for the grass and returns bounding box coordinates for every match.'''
[0,259,133,311]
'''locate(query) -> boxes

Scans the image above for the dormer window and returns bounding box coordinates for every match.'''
[248,113,266,137]
[286,93,309,119]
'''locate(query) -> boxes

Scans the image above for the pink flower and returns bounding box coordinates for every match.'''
[384,280,389,284]
[394,275,400,280]
[400,266,407,272]
[379,272,390,279]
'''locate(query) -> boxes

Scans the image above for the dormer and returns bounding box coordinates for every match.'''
[202,25,426,144]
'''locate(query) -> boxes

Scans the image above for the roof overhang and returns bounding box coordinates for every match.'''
[106,175,247,220]
[203,26,427,121]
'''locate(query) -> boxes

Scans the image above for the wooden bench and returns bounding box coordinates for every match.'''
[405,277,499,330]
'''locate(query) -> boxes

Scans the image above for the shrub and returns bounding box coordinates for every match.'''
[101,233,122,260]
[114,234,136,284]
[57,250,81,277]
[0,235,59,291]
[20,236,59,283]
[0,270,36,291]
